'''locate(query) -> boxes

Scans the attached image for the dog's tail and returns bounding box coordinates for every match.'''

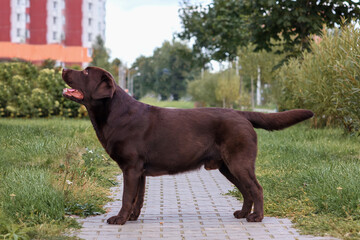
[239,109,314,131]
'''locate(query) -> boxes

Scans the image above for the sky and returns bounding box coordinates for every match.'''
[105,0,210,67]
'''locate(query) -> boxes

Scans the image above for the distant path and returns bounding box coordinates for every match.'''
[75,168,338,240]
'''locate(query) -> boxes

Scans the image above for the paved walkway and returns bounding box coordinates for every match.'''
[75,168,338,240]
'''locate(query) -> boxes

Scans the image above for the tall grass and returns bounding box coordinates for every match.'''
[230,125,360,239]
[1,168,64,222]
[276,22,360,134]
[0,118,118,239]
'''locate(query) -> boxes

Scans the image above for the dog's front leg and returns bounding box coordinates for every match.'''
[107,168,142,225]
[129,175,146,221]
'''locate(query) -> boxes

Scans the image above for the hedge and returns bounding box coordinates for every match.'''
[0,62,87,118]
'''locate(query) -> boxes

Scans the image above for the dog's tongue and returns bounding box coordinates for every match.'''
[63,88,84,100]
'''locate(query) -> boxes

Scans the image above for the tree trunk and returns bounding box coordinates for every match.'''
[256,65,261,106]
[238,74,243,109]
[251,76,254,110]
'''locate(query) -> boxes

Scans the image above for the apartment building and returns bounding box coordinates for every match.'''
[0,0,106,67]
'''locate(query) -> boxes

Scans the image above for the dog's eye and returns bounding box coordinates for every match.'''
[83,69,89,75]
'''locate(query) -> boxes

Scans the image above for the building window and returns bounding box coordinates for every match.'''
[53,31,57,40]
[17,28,21,37]
[17,13,21,21]
[53,1,57,9]
[88,33,92,42]
[26,14,30,23]
[26,30,30,38]
[53,17,57,24]
[25,0,29,7]
[89,2,92,10]
[17,0,21,5]
[88,18,92,26]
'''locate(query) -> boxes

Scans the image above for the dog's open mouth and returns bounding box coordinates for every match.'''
[63,88,84,100]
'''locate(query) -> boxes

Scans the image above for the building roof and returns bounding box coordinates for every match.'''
[0,42,92,64]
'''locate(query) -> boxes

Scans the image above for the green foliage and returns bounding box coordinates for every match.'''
[40,59,57,70]
[178,0,249,62]
[187,69,252,109]
[132,40,200,100]
[215,69,240,108]
[90,35,111,71]
[244,0,360,52]
[65,203,104,217]
[178,0,360,62]
[109,58,122,83]
[276,23,360,134]
[0,62,86,118]
[188,71,221,107]
[132,56,156,99]
[230,126,360,239]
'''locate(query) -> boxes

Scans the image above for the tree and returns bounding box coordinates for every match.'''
[109,58,122,83]
[244,0,360,53]
[215,69,240,108]
[187,71,221,107]
[90,35,111,70]
[153,40,198,100]
[178,0,249,63]
[40,59,56,70]
[132,40,200,100]
[178,0,360,59]
[132,56,155,99]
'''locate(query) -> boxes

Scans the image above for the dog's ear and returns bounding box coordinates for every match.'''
[92,71,116,99]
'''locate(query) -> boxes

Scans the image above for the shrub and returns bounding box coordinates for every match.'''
[0,62,86,118]
[276,22,360,134]
[188,71,222,107]
[188,69,247,108]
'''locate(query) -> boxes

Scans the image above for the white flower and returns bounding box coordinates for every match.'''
[66,180,73,185]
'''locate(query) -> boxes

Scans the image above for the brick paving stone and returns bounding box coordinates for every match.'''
[74,168,339,240]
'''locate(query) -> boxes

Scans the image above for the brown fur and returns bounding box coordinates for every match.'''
[62,67,314,225]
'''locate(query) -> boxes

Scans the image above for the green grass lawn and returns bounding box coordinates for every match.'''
[229,124,360,240]
[0,118,119,239]
[140,96,195,109]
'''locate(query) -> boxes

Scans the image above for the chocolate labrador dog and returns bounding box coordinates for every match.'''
[62,66,313,225]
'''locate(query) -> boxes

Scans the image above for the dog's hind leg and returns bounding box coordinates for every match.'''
[220,130,264,223]
[225,153,264,222]
[128,175,146,221]
[219,163,253,219]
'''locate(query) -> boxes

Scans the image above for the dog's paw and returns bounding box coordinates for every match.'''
[246,213,263,222]
[128,212,139,221]
[107,215,127,225]
[233,210,250,219]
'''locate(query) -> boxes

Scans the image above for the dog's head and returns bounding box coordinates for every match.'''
[62,67,116,104]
